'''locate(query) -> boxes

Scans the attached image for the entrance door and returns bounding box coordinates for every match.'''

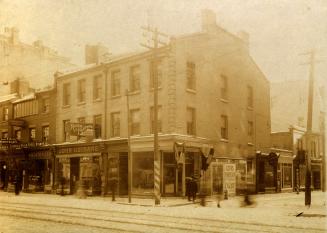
[119,155,128,195]
[70,157,80,194]
[257,160,265,193]
[163,165,176,196]
[313,171,321,190]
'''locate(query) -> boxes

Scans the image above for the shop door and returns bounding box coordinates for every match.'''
[313,171,321,190]
[163,165,176,196]
[119,155,128,195]
[70,157,80,194]
[257,160,265,193]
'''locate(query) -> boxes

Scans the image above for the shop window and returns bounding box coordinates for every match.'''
[150,106,162,134]
[2,131,8,139]
[282,163,292,188]
[93,75,102,100]
[221,115,228,139]
[111,70,121,97]
[186,62,196,90]
[246,160,254,183]
[94,115,102,139]
[220,75,228,100]
[2,107,9,121]
[29,128,36,142]
[132,152,154,194]
[63,83,71,106]
[186,107,196,135]
[129,65,140,92]
[130,109,140,135]
[111,112,120,137]
[42,126,49,144]
[78,79,86,103]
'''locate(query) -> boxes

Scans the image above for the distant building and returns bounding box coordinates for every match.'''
[0,27,75,95]
[54,9,271,197]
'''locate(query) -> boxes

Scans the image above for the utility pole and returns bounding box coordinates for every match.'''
[140,26,168,205]
[126,90,132,203]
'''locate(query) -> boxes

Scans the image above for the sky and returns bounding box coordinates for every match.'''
[0,0,326,84]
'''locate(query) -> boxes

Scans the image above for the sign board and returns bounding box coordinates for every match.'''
[66,122,94,137]
[223,163,236,195]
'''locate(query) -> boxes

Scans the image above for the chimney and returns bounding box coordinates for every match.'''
[85,44,110,65]
[201,9,217,32]
[237,31,250,49]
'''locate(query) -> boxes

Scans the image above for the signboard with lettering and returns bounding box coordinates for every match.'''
[65,122,94,137]
[223,163,236,195]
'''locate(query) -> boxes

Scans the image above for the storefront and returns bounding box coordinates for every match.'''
[256,152,278,193]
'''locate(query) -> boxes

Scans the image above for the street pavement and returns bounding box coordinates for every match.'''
[0,191,326,232]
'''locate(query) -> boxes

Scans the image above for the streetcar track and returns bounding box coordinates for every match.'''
[0,201,325,233]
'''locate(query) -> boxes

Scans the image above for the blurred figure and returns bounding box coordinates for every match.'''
[190,176,198,202]
[14,173,21,195]
[185,177,192,201]
[241,188,256,207]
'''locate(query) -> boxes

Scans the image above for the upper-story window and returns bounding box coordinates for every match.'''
[130,65,140,92]
[41,97,50,113]
[297,138,303,150]
[247,85,253,108]
[94,115,102,139]
[247,121,253,142]
[78,79,86,103]
[111,112,120,137]
[130,109,140,135]
[93,75,102,100]
[311,140,317,158]
[42,126,49,144]
[186,107,196,135]
[220,75,228,100]
[29,128,36,142]
[63,83,71,106]
[221,115,228,140]
[150,60,162,89]
[186,62,196,90]
[111,70,121,97]
[2,107,9,121]
[150,106,162,134]
[14,100,38,118]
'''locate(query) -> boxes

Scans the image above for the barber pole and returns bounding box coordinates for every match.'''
[154,160,161,204]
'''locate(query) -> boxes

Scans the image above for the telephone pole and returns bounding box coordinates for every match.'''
[140,25,168,205]
[126,90,132,203]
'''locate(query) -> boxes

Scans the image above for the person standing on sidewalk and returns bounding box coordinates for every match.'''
[190,176,198,202]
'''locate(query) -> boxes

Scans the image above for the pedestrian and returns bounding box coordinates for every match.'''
[190,176,198,202]
[14,173,20,195]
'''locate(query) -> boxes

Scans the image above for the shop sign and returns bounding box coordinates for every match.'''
[29,150,52,159]
[58,145,100,155]
[223,163,236,195]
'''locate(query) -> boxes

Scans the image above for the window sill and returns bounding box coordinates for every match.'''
[220,138,229,143]
[77,102,86,106]
[149,87,162,91]
[220,98,229,103]
[247,142,254,146]
[186,89,196,94]
[128,91,141,96]
[247,106,254,111]
[111,95,121,99]
[62,105,71,109]
[93,98,102,103]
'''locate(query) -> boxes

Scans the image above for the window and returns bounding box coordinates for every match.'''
[246,160,254,183]
[297,138,303,150]
[93,75,102,100]
[78,117,85,124]
[248,121,253,141]
[311,140,317,158]
[247,85,253,108]
[186,62,196,90]
[130,109,140,135]
[221,115,228,139]
[111,70,121,97]
[41,98,50,113]
[111,112,120,137]
[78,79,86,102]
[130,65,140,92]
[150,60,162,89]
[63,83,71,106]
[77,117,85,140]
[282,163,292,188]
[150,106,162,134]
[186,107,196,135]
[2,107,9,121]
[1,132,8,139]
[29,128,36,142]
[42,126,49,144]
[63,120,70,142]
[221,75,228,100]
[94,115,102,139]
[15,130,21,141]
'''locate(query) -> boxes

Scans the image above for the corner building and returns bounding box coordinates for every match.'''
[55,10,271,197]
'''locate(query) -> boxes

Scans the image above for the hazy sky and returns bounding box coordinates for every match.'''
[1,0,326,84]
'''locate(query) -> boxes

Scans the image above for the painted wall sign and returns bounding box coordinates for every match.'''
[223,163,236,195]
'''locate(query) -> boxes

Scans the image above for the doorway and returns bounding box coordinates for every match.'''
[70,157,80,194]
[119,154,128,195]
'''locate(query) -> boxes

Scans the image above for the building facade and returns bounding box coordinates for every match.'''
[54,10,271,197]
